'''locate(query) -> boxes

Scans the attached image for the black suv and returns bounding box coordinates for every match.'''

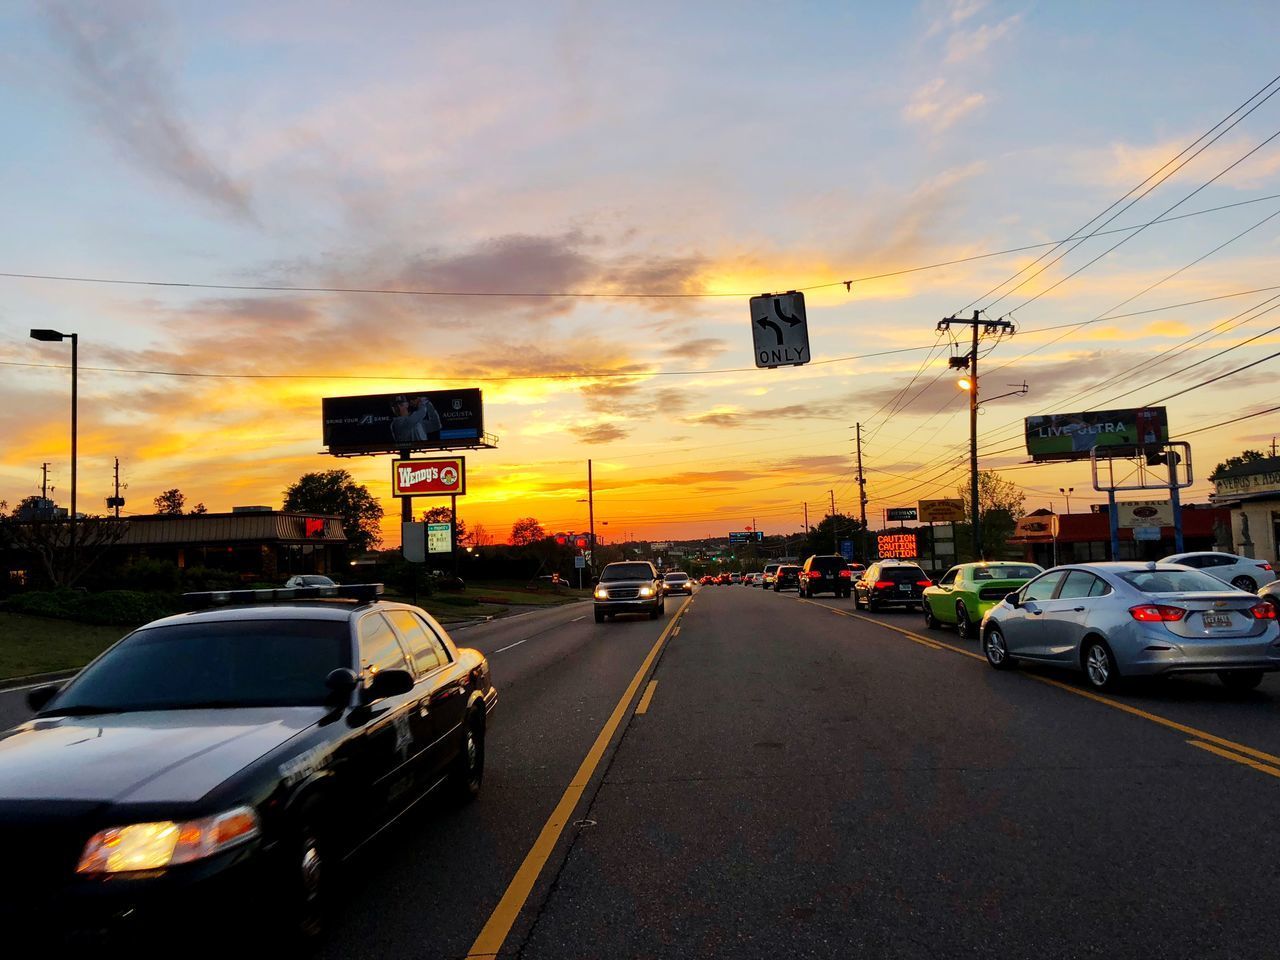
[773,565,802,591]
[798,555,853,598]
[854,561,930,611]
[594,561,665,621]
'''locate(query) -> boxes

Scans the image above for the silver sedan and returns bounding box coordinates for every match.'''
[981,562,1280,691]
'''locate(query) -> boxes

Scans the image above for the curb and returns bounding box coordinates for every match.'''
[0,668,80,692]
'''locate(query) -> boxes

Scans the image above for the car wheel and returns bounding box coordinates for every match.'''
[594,608,605,623]
[853,591,863,610]
[1219,670,1264,691]
[1231,575,1257,592]
[955,603,974,640]
[866,596,879,612]
[984,625,1014,670]
[924,603,942,630]
[648,604,660,620]
[1083,639,1121,691]
[841,589,851,599]
[282,800,329,944]
[449,712,485,802]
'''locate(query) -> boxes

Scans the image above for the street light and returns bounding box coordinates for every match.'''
[1059,487,1074,514]
[30,329,78,569]
[957,376,973,391]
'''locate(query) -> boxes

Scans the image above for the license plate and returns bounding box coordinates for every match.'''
[898,585,911,593]
[1203,612,1232,628]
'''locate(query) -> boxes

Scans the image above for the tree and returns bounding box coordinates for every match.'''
[154,488,186,514]
[283,470,384,552]
[0,510,128,588]
[957,470,1027,560]
[804,513,864,562]
[469,523,495,547]
[420,505,468,545]
[510,517,545,546]
[190,502,208,514]
[1210,449,1268,479]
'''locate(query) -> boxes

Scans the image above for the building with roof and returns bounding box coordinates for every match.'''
[1210,455,1280,566]
[1008,504,1231,567]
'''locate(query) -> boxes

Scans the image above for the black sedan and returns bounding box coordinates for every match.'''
[773,565,802,592]
[0,584,497,948]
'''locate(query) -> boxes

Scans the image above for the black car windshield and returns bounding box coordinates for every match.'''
[881,566,925,582]
[664,573,688,581]
[1119,568,1243,594]
[601,564,654,581]
[45,619,352,713]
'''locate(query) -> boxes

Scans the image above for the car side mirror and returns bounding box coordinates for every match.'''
[363,668,414,702]
[592,577,599,585]
[1005,592,1021,607]
[325,668,358,707]
[26,684,60,712]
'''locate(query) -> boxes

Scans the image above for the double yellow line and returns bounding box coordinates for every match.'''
[806,596,1280,783]
[465,594,693,959]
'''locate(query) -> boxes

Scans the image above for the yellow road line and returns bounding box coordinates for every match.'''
[465,594,693,959]
[812,598,1280,777]
[1187,739,1280,779]
[635,680,658,714]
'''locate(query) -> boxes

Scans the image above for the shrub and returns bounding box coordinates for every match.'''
[0,590,180,626]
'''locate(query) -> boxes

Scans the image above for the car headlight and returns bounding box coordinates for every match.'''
[77,806,260,874]
[594,588,609,599]
[639,586,654,597]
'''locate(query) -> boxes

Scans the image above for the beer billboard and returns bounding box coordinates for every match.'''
[323,389,484,455]
[1024,407,1167,462]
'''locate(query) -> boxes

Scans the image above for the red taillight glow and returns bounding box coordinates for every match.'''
[1250,603,1277,620]
[874,580,895,590]
[838,569,852,578]
[916,580,932,587]
[1129,604,1187,623]
[808,571,823,579]
[1258,563,1273,571]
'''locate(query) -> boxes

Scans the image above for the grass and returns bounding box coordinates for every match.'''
[0,612,126,680]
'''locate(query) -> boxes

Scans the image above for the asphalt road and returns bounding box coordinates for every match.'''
[5,586,1280,958]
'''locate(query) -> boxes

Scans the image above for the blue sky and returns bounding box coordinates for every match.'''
[2,0,1279,541]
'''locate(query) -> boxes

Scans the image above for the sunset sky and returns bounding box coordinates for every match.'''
[3,1,1280,545]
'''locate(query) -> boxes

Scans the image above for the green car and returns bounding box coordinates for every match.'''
[921,562,1044,639]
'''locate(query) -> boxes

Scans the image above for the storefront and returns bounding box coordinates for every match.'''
[1009,505,1231,567]
[108,510,347,581]
[1210,456,1280,565]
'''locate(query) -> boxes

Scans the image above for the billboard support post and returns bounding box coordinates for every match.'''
[451,494,459,576]
[1108,491,1120,560]
[1169,469,1185,554]
[400,447,412,525]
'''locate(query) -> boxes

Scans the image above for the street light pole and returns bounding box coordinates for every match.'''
[30,329,78,578]
[1059,487,1074,515]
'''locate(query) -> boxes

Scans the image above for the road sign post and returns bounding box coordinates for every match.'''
[749,292,811,368]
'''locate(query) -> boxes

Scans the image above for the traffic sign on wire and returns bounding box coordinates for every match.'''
[750,292,810,368]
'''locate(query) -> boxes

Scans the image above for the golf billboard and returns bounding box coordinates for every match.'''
[322,389,484,455]
[1024,407,1167,462]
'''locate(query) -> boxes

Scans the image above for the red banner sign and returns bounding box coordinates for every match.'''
[304,517,326,538]
[392,457,466,497]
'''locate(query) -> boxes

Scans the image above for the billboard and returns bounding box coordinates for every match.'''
[918,498,966,523]
[392,457,466,497]
[877,533,917,558]
[886,507,918,522]
[1116,500,1173,528]
[427,523,452,554]
[729,531,764,543]
[1024,407,1167,462]
[323,389,484,454]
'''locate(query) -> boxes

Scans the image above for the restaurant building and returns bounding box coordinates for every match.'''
[1008,504,1231,567]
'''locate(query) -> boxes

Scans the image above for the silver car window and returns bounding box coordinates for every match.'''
[1022,570,1065,602]
[939,568,960,586]
[1058,570,1101,600]
[1119,569,1235,593]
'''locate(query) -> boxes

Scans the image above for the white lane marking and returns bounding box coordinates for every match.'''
[570,616,585,622]
[494,637,535,654]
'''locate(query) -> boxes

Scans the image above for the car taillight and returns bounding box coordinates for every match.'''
[1250,602,1277,620]
[916,580,932,587]
[1258,563,1273,571]
[808,571,823,579]
[1129,604,1187,622]
[839,569,852,578]
[874,580,894,590]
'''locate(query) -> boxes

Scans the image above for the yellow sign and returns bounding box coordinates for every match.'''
[917,498,966,523]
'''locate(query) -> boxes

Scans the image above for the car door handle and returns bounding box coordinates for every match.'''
[1073,606,1086,612]
[1031,610,1043,616]
[418,703,430,718]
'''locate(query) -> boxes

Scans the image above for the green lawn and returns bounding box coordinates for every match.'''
[0,613,126,680]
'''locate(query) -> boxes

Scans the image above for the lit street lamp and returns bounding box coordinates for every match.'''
[30,328,78,567]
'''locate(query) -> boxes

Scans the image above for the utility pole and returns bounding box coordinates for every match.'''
[803,502,809,533]
[111,457,124,518]
[937,311,1015,561]
[829,489,837,553]
[1272,436,1278,458]
[855,423,867,562]
[41,462,50,501]
[587,459,596,576]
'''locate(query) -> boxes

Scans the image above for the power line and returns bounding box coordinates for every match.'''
[1,195,1278,302]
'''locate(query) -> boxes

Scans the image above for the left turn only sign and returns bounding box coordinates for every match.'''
[750,292,811,368]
